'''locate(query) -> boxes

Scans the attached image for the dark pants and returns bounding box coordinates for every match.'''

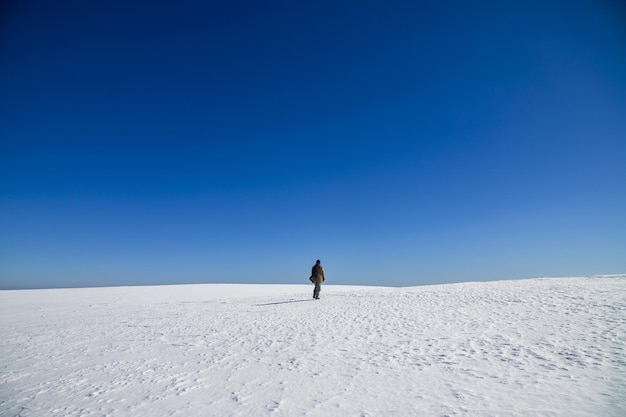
[313,282,321,299]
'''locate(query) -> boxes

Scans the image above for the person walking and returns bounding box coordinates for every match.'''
[310,259,325,299]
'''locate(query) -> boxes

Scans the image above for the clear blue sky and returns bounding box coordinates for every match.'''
[1,0,625,289]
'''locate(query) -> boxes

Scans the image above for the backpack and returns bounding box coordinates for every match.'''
[312,264,321,278]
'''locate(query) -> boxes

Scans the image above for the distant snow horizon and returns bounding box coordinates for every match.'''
[2,273,624,291]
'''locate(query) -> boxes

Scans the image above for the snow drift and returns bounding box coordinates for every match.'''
[1,276,625,416]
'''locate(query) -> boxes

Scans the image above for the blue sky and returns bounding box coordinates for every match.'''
[1,0,625,289]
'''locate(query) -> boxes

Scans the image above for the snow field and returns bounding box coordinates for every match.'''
[1,276,625,416]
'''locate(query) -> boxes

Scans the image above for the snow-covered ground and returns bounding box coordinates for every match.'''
[1,276,625,417]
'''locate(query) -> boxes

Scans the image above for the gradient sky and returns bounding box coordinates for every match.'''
[1,0,625,289]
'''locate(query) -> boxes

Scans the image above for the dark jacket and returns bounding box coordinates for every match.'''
[310,263,325,284]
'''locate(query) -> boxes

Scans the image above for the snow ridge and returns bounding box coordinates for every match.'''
[1,276,625,416]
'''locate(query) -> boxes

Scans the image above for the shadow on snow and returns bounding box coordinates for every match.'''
[255,299,314,306]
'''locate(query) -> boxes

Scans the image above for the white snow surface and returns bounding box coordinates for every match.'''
[1,276,625,417]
